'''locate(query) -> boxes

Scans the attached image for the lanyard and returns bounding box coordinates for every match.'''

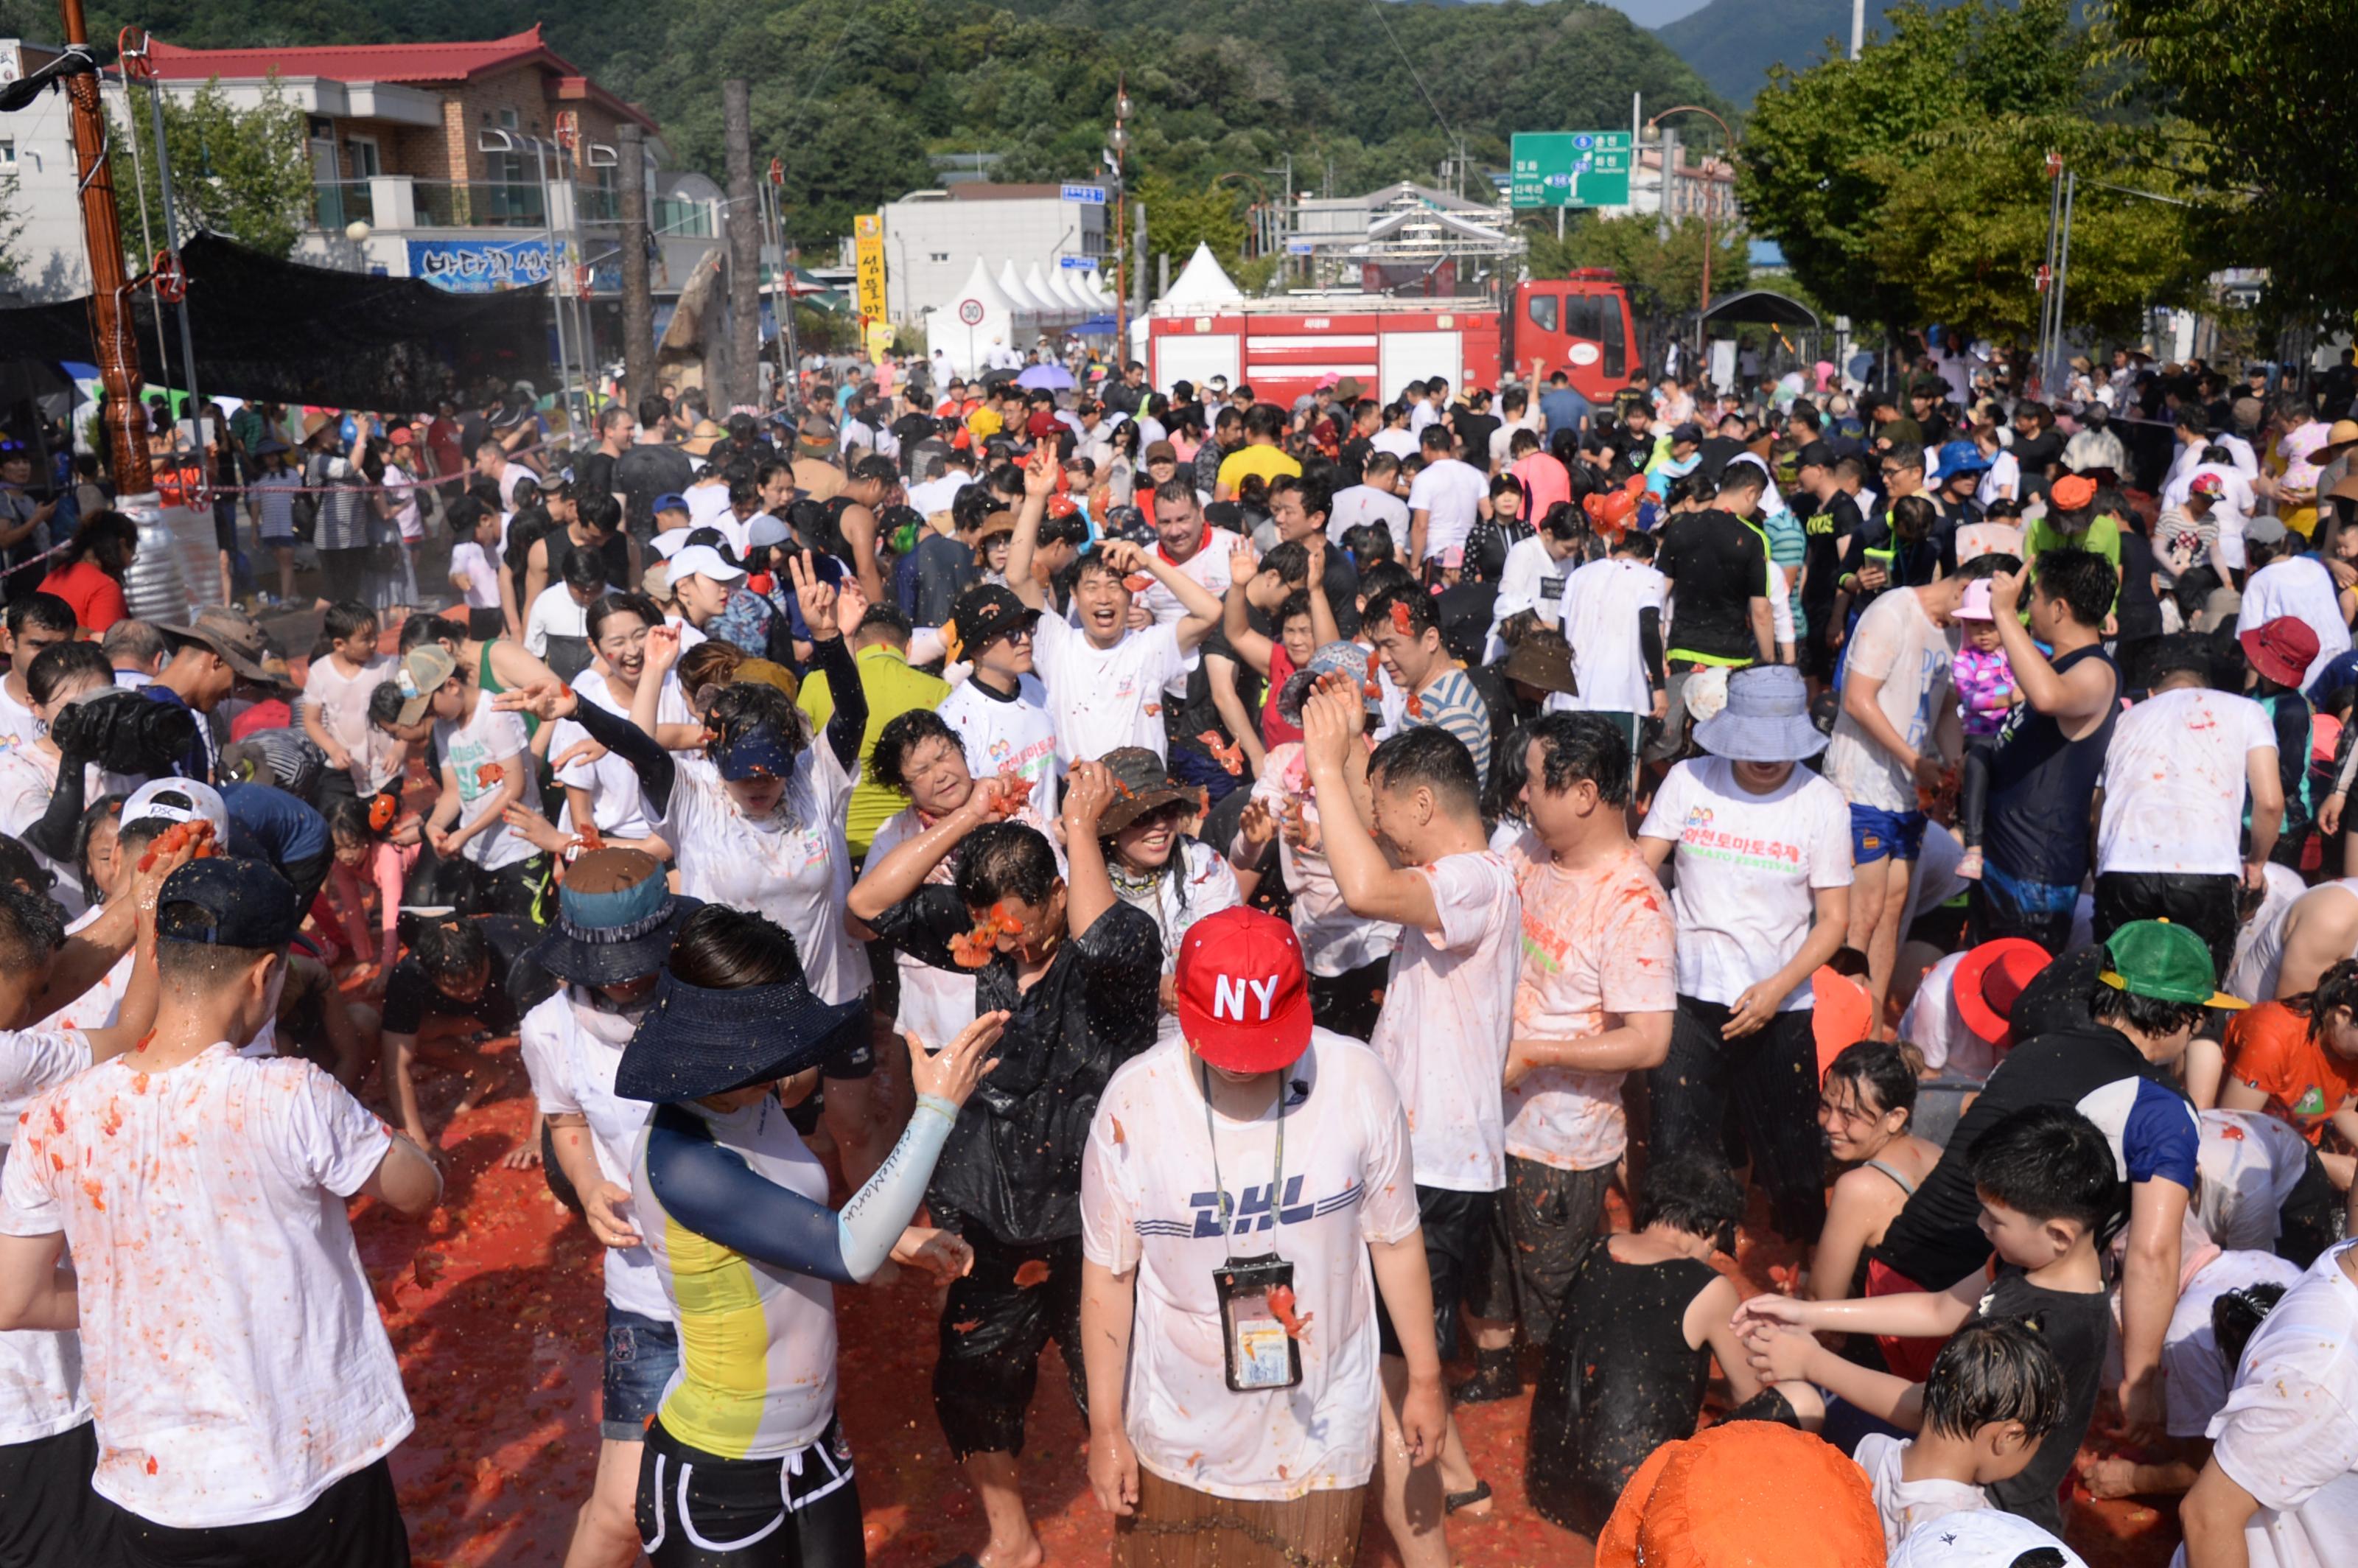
[1201,1061,1284,1252]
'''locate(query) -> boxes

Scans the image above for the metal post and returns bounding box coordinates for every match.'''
[2050,171,2077,391]
[1656,127,1676,242]
[533,143,576,438]
[618,121,654,410]
[1850,0,1867,58]
[59,0,150,494]
[2038,157,2063,390]
[139,77,204,461]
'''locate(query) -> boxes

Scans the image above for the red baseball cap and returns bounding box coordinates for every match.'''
[1174,909,1313,1073]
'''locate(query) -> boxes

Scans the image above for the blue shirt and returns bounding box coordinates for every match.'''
[1538,387,1592,441]
[139,685,216,783]
[223,780,329,869]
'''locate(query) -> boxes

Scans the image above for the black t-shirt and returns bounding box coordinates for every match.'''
[1694,436,1746,483]
[1453,411,1501,467]
[2012,430,2065,489]
[1976,1267,2112,1536]
[573,449,618,507]
[912,533,976,628]
[1654,508,1768,663]
[615,443,695,536]
[1798,491,1855,628]
[380,915,547,1037]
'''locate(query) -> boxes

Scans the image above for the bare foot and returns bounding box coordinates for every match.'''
[974,1540,1045,1568]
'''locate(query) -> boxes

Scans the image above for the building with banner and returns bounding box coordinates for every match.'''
[877,183,1110,325]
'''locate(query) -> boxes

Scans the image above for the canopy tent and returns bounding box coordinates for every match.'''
[1024,262,1071,323]
[0,233,553,410]
[1696,290,1821,330]
[928,257,1021,380]
[997,260,1047,326]
[1158,242,1245,310]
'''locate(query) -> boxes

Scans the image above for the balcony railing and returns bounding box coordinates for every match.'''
[312,181,374,230]
[413,180,546,228]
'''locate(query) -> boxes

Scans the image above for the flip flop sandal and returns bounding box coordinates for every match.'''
[1445,1480,1492,1516]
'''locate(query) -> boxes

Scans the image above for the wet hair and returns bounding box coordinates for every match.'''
[1523,710,1633,809]
[446,494,489,539]
[668,903,802,990]
[2303,959,2358,1043]
[2212,1282,2288,1374]
[1357,561,1417,603]
[1273,590,1313,636]
[1824,1039,1917,1123]
[0,833,49,895]
[1262,540,1310,587]
[578,492,623,534]
[324,793,386,847]
[856,601,913,645]
[1892,494,1937,545]
[1632,1149,1743,1247]
[586,592,662,645]
[2032,547,2116,629]
[1612,531,1659,561]
[2088,967,2208,1041]
[0,883,65,972]
[410,916,491,991]
[1970,1103,2127,1240]
[5,593,75,640]
[1367,726,1481,816]
[955,821,1060,911]
[154,932,279,991]
[704,682,806,769]
[1342,523,1396,566]
[558,547,607,597]
[1662,470,1718,510]
[25,641,111,707]
[367,681,408,730]
[868,708,965,797]
[1920,1317,2068,1443]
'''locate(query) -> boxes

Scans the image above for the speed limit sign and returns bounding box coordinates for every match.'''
[956,298,986,326]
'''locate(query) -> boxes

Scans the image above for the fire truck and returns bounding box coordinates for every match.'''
[1144,270,1637,410]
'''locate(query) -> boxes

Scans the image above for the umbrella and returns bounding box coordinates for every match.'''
[1017,363,1075,391]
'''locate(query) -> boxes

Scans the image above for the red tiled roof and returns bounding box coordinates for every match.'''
[144,25,657,130]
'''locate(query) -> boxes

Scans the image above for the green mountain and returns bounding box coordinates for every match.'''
[2,0,1726,243]
[1652,0,1864,102]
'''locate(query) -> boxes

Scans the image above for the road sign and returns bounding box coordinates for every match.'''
[1060,183,1108,206]
[1057,256,1099,270]
[1509,130,1632,210]
[957,298,986,326]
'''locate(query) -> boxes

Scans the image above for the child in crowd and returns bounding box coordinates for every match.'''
[2217,956,2358,1191]
[1951,578,2017,881]
[1735,1102,2122,1536]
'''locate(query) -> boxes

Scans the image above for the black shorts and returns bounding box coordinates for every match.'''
[473,853,550,923]
[0,1419,121,1568]
[932,1231,1086,1460]
[2277,1141,2341,1271]
[1469,1155,1612,1348]
[1374,1184,1494,1361]
[637,1414,863,1568]
[2091,870,2240,987]
[1307,956,1389,1043]
[102,1457,408,1568]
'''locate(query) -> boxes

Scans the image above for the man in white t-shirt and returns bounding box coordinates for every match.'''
[0,857,441,1567]
[2180,1239,2358,1568]
[1458,713,1676,1404]
[1329,453,1413,559]
[402,643,547,917]
[1138,480,1239,697]
[1406,424,1485,568]
[2094,645,2281,984]
[1550,532,1668,752]
[1079,909,1444,1568]
[1004,459,1224,763]
[1301,687,1519,1567]
[937,583,1062,822]
[2239,522,2351,675]
[1822,566,1975,1026]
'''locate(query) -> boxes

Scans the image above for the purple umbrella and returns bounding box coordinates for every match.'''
[1016,363,1075,391]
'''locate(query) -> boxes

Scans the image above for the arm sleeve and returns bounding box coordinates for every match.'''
[864,884,973,973]
[803,634,867,773]
[1080,1093,1143,1274]
[24,750,89,864]
[1637,606,1666,690]
[644,1096,959,1284]
[289,1065,395,1199]
[567,692,676,818]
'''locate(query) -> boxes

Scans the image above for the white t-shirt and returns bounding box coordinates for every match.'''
[551,668,694,844]
[37,906,130,1035]
[0,682,43,757]
[1080,1032,1421,1500]
[435,696,540,872]
[937,676,1062,825]
[684,483,733,533]
[1250,746,1398,979]
[1823,588,1957,815]
[2197,1108,2313,1254]
[1138,534,1236,696]
[1854,1432,1989,1554]
[1405,458,1486,560]
[905,472,973,518]
[300,653,406,797]
[0,1025,91,1447]
[1489,535,1567,632]
[1368,851,1522,1192]
[1500,832,1675,1173]
[1897,950,2001,1082]
[1974,450,2021,507]
[519,990,669,1322]
[0,1046,409,1529]
[449,540,503,610]
[2198,1242,2358,1568]
[0,746,88,917]
[867,807,982,1054]
[1113,837,1242,1047]
[656,748,872,1007]
[1638,757,1855,1010]
[2098,687,2277,877]
[2239,556,2351,680]
[1371,428,1418,461]
[1328,485,1412,559]
[2228,862,2311,1004]
[1556,558,1667,716]
[2164,1247,2305,1441]
[1032,612,1186,763]
[524,584,590,659]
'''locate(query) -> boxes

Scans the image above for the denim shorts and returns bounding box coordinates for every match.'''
[603,1304,682,1441]
[1848,802,1928,865]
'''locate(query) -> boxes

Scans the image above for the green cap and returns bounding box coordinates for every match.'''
[2099,920,2247,1010]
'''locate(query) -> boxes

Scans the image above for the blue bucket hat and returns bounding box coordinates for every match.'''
[1937,438,1991,477]
[531,847,701,988]
[614,967,867,1102]
[1691,665,1827,763]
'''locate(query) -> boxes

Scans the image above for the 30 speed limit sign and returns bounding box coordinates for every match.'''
[956,298,986,326]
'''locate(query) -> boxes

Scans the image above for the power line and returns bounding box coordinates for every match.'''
[1364,0,1458,149]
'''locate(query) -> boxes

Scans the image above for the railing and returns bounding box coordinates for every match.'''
[654,196,714,239]
[575,185,621,223]
[311,181,374,230]
[413,180,546,228]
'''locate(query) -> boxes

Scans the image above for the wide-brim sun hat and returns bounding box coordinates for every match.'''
[1691,665,1825,762]
[532,848,704,989]
[614,967,869,1102]
[1097,746,1202,835]
[1953,937,2051,1049]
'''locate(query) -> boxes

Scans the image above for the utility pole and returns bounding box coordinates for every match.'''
[60,0,151,494]
[618,121,654,410]
[1850,0,1866,58]
[1109,77,1133,363]
[721,78,760,409]
[126,49,203,461]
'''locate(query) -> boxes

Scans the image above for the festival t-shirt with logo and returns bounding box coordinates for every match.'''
[2220,1001,2358,1144]
[937,674,1062,824]
[1637,757,1854,1010]
[0,1025,91,1446]
[519,990,668,1322]
[1032,612,1186,763]
[1249,744,1399,979]
[1080,1030,1420,1500]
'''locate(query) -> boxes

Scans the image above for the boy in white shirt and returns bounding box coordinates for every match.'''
[1301,687,1520,1568]
[444,493,506,627]
[399,643,547,919]
[0,856,441,1567]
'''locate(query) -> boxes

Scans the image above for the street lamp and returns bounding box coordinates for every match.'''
[1644,105,1738,314]
[479,127,583,435]
[1110,77,1133,360]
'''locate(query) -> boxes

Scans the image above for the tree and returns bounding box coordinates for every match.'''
[107,76,314,262]
[1738,0,2203,340]
[2102,0,2358,323]
[1528,213,1751,323]
[0,168,25,287]
[1134,173,1248,290]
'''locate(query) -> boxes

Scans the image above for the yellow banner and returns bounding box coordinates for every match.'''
[854,214,886,323]
[866,321,897,362]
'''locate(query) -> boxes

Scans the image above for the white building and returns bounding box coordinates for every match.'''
[881,183,1110,324]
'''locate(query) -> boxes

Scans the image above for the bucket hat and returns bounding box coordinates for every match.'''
[1690,665,1826,762]
[1096,746,1201,835]
[533,849,702,989]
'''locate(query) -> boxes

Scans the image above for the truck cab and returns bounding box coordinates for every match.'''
[1507,270,1634,405]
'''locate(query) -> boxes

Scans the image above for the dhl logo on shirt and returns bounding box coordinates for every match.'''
[1134,1177,1365,1239]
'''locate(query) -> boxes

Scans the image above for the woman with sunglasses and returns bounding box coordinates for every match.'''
[1085,746,1242,1046]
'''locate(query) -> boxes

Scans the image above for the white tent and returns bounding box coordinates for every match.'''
[1043,265,1088,317]
[1158,242,1245,311]
[1025,262,1070,323]
[998,259,1046,327]
[928,257,1020,380]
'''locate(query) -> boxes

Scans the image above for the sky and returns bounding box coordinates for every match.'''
[1430,0,1714,26]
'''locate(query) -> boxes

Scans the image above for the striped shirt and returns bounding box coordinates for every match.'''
[250,473,301,540]
[1399,665,1493,788]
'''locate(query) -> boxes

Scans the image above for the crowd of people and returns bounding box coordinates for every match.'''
[0,334,2355,1568]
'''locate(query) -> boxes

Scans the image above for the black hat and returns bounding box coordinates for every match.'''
[614,969,868,1102]
[944,583,1040,662]
[156,858,301,951]
[532,849,703,988]
[1669,421,1704,446]
[1794,439,1840,472]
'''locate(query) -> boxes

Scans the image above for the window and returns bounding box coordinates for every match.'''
[928,251,949,263]
[1561,295,1604,346]
[346,136,380,179]
[1525,292,1558,334]
[499,108,519,130]
[0,140,13,167]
